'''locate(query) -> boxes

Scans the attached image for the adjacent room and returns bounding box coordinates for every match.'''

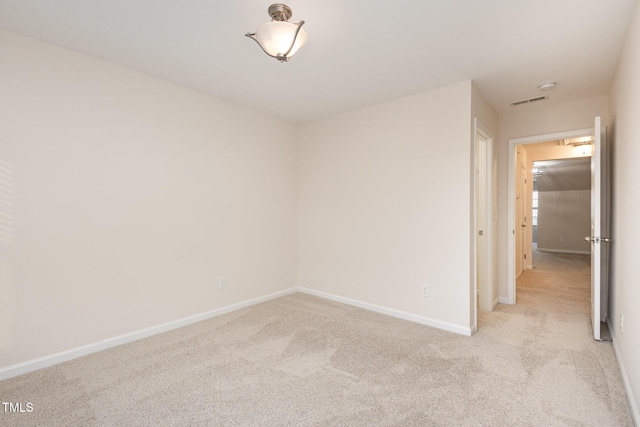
[1,0,640,425]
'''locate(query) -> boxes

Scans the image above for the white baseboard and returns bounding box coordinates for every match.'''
[498,297,510,304]
[0,287,297,381]
[536,248,590,255]
[608,318,639,426]
[298,287,472,336]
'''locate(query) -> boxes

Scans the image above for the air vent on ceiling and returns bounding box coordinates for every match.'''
[510,95,548,107]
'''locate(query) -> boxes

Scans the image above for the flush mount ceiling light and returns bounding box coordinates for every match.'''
[538,81,557,91]
[245,4,307,62]
[560,136,594,146]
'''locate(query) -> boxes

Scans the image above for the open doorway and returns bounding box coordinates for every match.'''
[521,146,592,272]
[506,127,594,305]
[532,156,591,259]
[506,119,610,342]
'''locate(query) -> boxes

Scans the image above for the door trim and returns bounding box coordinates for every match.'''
[506,127,593,304]
[473,118,495,329]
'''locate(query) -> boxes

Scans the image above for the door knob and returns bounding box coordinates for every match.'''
[585,236,612,243]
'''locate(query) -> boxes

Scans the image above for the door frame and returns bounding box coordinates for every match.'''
[517,159,527,277]
[473,118,496,328]
[506,127,593,304]
[591,117,609,340]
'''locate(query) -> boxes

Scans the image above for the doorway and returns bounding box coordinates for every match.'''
[507,127,595,304]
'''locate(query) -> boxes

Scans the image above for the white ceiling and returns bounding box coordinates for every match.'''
[0,0,637,123]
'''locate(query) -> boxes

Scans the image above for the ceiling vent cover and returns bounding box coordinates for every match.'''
[510,95,548,107]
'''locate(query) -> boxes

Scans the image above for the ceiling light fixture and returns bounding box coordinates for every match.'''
[245,4,307,62]
[561,136,593,146]
[538,81,557,91]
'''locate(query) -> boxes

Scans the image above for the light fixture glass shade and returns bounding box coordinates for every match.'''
[253,21,307,61]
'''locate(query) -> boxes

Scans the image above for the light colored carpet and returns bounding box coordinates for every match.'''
[0,250,634,426]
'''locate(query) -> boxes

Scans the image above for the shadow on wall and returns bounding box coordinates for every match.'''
[0,158,16,353]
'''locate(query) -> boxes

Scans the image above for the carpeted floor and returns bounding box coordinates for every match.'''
[0,249,634,426]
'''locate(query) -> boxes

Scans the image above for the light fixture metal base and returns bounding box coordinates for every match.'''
[268,4,293,22]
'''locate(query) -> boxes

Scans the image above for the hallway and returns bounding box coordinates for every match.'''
[477,247,633,425]
[516,246,591,317]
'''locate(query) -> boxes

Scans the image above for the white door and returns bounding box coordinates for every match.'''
[590,116,610,341]
[476,134,487,309]
[519,164,527,275]
[474,120,495,314]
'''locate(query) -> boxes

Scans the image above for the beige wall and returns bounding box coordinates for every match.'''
[537,190,590,253]
[298,81,478,333]
[609,1,640,419]
[0,29,298,368]
[0,29,499,371]
[497,96,609,300]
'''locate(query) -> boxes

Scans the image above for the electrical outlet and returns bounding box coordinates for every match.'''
[559,237,565,243]
[421,284,430,297]
[218,276,227,289]
[620,313,624,333]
